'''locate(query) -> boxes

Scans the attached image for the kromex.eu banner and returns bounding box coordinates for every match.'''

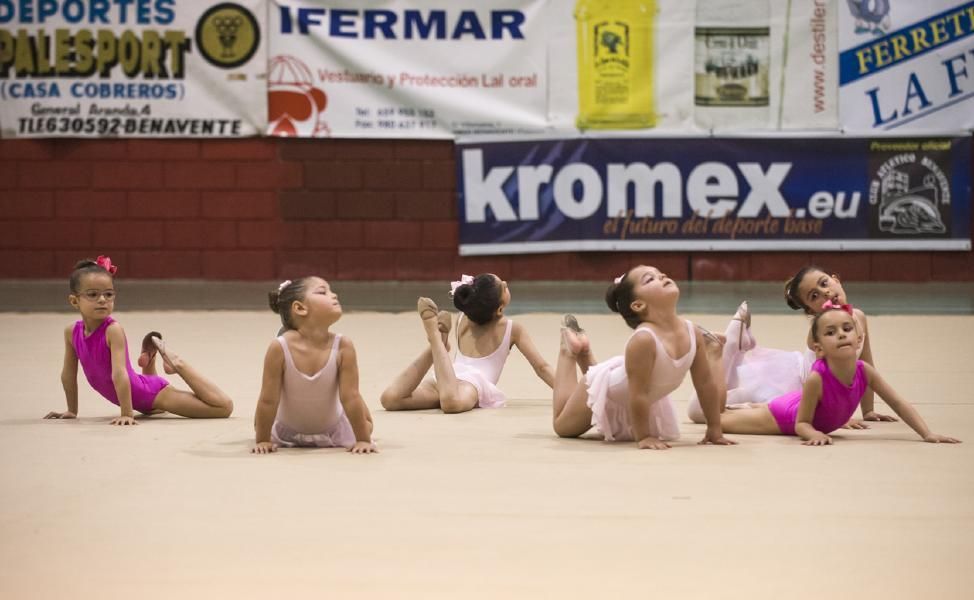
[0,1,267,137]
[268,0,548,138]
[840,0,974,132]
[456,136,971,254]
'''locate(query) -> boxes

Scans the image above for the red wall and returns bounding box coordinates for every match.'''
[1,138,971,282]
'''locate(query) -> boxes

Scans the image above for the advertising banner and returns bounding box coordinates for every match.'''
[268,0,839,139]
[268,0,549,138]
[839,0,974,132]
[456,135,971,254]
[0,0,267,138]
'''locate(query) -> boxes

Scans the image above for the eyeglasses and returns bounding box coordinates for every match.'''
[78,290,117,301]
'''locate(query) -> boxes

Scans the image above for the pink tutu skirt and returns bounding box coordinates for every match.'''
[271,417,356,449]
[452,364,507,408]
[584,356,680,442]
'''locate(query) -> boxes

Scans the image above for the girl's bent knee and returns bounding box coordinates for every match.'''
[440,401,471,414]
[379,392,400,410]
[553,422,581,439]
[217,401,233,418]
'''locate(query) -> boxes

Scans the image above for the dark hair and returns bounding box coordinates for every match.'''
[604,269,641,329]
[452,273,502,325]
[69,258,115,293]
[268,277,314,330]
[810,306,854,342]
[784,264,831,314]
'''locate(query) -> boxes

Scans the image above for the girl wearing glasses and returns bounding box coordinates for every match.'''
[45,256,234,425]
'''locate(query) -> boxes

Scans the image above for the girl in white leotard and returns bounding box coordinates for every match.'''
[380,273,554,414]
[552,265,735,450]
[253,277,376,455]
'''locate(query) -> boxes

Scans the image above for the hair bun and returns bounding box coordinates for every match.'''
[452,284,473,307]
[604,284,621,313]
[268,290,282,314]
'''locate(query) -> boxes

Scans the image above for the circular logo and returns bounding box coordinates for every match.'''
[195,3,260,69]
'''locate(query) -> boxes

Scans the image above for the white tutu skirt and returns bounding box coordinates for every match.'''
[731,347,812,405]
[584,356,680,442]
[271,417,356,449]
[453,364,507,408]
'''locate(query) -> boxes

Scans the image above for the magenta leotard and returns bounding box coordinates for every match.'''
[72,317,169,414]
[767,358,867,435]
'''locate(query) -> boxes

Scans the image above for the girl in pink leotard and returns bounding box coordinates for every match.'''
[46,257,233,425]
[253,277,376,454]
[718,303,960,445]
[380,273,554,414]
[688,265,897,425]
[552,265,735,450]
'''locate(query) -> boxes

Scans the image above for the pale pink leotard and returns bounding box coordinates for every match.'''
[72,317,169,414]
[272,334,356,448]
[583,321,695,442]
[767,359,867,435]
[450,317,514,408]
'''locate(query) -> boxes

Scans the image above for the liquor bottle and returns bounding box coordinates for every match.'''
[575,0,656,130]
[694,0,771,130]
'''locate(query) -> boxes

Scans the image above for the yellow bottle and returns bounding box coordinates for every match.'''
[575,0,656,130]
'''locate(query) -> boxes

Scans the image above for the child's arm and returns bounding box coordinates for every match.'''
[337,337,378,454]
[689,327,736,446]
[794,373,830,445]
[625,333,668,449]
[511,322,554,388]
[105,323,137,426]
[855,310,896,422]
[863,363,961,443]
[47,326,79,419]
[253,340,285,453]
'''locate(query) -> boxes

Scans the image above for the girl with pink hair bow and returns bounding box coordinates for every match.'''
[688,264,898,427]
[380,273,554,414]
[717,305,959,446]
[46,257,233,425]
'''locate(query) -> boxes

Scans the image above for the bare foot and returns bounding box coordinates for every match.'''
[151,336,179,375]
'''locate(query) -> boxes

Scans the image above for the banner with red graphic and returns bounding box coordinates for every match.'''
[268,0,839,139]
[267,0,549,138]
[0,1,267,138]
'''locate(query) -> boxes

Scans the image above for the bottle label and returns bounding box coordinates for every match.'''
[694,26,769,107]
[591,20,631,105]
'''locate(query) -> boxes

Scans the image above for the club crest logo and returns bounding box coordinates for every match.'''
[196,3,261,69]
[846,0,892,36]
[869,149,951,236]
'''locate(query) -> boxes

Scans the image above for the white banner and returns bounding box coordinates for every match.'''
[0,1,267,138]
[839,0,974,132]
[548,0,839,132]
[268,0,549,138]
[269,0,839,138]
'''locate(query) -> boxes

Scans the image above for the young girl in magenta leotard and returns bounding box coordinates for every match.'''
[47,257,233,425]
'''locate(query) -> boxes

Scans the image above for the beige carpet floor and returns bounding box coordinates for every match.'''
[1,310,972,599]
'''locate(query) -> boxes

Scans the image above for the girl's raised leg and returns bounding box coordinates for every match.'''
[151,338,233,418]
[552,323,594,437]
[379,310,452,411]
[419,299,477,413]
